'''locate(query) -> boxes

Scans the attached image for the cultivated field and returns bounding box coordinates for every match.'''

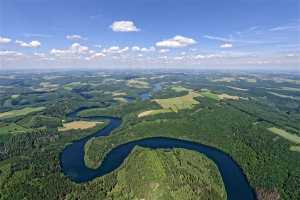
[154,91,201,112]
[199,90,240,101]
[0,123,28,135]
[226,86,248,91]
[138,89,201,118]
[127,79,150,88]
[63,82,84,90]
[0,107,45,119]
[112,92,127,96]
[290,146,300,152]
[267,127,300,144]
[113,97,128,103]
[59,121,103,131]
[138,109,172,118]
[211,77,236,82]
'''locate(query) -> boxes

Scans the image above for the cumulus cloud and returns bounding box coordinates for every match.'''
[140,46,155,52]
[220,43,233,48]
[131,46,140,51]
[0,51,24,61]
[131,46,155,52]
[16,40,41,48]
[66,34,84,40]
[0,36,12,44]
[156,35,196,48]
[86,52,106,60]
[159,49,170,53]
[194,54,224,59]
[50,43,89,58]
[102,46,129,54]
[110,21,140,32]
[94,44,102,48]
[0,51,23,56]
[34,53,46,57]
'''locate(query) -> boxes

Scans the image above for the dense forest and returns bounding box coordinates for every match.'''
[0,70,299,199]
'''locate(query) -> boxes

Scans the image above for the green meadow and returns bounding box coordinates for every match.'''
[0,107,45,119]
[267,127,300,144]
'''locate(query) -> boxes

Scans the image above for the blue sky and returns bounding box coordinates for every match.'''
[0,0,299,70]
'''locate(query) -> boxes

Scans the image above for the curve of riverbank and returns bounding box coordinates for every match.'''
[60,107,255,200]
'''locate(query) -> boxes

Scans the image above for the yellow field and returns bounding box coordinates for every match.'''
[171,86,192,92]
[211,77,236,82]
[226,86,248,91]
[154,91,201,112]
[0,107,45,119]
[138,86,240,118]
[127,79,150,88]
[138,109,172,118]
[114,97,128,103]
[218,94,240,100]
[138,89,201,118]
[112,92,127,97]
[33,82,59,92]
[59,121,103,131]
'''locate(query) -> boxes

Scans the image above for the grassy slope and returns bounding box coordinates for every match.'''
[108,147,226,200]
[0,107,45,119]
[0,123,29,135]
[267,127,300,144]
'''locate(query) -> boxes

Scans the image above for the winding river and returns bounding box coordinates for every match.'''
[60,84,255,200]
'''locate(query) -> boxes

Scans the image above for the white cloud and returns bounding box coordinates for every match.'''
[0,51,23,56]
[86,52,106,60]
[34,53,46,57]
[94,44,102,48]
[70,43,89,53]
[102,46,129,54]
[0,36,12,44]
[50,43,89,58]
[203,35,232,42]
[173,56,184,60]
[66,34,84,40]
[269,25,298,32]
[156,35,196,48]
[110,21,140,32]
[140,46,155,52]
[0,51,24,61]
[16,40,41,48]
[220,43,233,48]
[132,46,140,51]
[131,46,155,52]
[194,54,224,59]
[159,49,170,53]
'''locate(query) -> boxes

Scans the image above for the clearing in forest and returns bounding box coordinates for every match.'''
[138,87,201,117]
[153,91,200,112]
[127,79,150,88]
[138,86,240,118]
[0,107,45,119]
[290,146,300,152]
[59,121,103,131]
[267,127,300,144]
[199,90,240,101]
